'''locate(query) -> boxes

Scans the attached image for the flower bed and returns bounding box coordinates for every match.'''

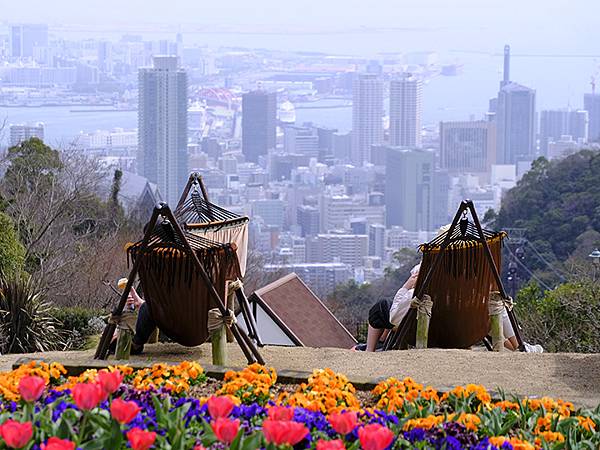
[0,361,597,449]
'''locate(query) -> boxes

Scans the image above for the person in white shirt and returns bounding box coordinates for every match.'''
[361,262,543,352]
[364,263,420,352]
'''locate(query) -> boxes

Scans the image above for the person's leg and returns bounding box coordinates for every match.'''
[132,303,156,351]
[366,298,393,352]
[504,336,518,351]
[367,325,385,352]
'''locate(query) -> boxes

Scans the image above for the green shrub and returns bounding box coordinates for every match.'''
[516,280,600,353]
[0,272,65,353]
[0,212,26,278]
[52,306,104,351]
[52,306,102,335]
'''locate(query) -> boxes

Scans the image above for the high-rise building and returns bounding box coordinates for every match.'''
[97,41,113,73]
[351,73,383,166]
[539,109,588,155]
[317,126,337,164]
[306,234,368,267]
[496,83,536,164]
[389,73,423,147]
[10,24,48,58]
[385,147,435,231]
[584,94,600,142]
[333,132,352,162]
[242,90,277,164]
[495,45,536,164]
[368,223,386,258]
[9,123,44,146]
[284,125,319,159]
[138,56,188,205]
[439,120,496,174]
[297,205,320,237]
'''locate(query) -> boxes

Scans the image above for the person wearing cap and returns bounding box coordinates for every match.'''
[110,278,145,354]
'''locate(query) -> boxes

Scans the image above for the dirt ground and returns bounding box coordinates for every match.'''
[3,343,600,408]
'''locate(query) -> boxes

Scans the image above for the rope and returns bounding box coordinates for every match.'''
[207,308,237,335]
[410,294,433,317]
[488,291,513,315]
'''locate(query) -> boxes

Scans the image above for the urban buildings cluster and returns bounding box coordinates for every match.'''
[1,25,599,296]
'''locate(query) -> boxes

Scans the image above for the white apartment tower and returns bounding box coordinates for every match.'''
[389,73,423,147]
[351,73,383,166]
[138,56,188,205]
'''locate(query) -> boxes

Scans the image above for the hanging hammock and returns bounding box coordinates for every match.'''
[175,176,249,276]
[385,200,523,351]
[126,221,241,346]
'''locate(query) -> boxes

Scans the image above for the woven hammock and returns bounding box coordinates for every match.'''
[126,221,241,346]
[175,191,249,276]
[400,222,507,349]
[175,191,248,230]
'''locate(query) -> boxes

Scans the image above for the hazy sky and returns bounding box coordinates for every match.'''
[3,1,597,55]
[1,0,594,31]
[3,0,597,111]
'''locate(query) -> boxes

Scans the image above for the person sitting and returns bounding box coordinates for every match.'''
[358,264,543,353]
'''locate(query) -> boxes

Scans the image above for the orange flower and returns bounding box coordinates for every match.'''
[577,416,597,433]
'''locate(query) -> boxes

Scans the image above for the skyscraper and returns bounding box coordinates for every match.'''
[496,83,536,164]
[97,41,113,74]
[495,45,536,164]
[242,90,277,164]
[439,120,496,173]
[539,109,588,155]
[138,56,188,205]
[351,73,383,166]
[584,94,600,142]
[10,24,48,58]
[389,73,423,147]
[385,147,435,231]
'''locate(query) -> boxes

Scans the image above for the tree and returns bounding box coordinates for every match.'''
[0,138,134,307]
[0,212,26,277]
[493,149,600,286]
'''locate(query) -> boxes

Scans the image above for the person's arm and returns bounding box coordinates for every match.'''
[126,287,144,309]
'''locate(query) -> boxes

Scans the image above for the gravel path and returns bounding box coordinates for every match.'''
[3,344,600,408]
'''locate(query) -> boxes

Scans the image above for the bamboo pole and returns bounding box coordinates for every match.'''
[211,322,227,366]
[488,291,505,352]
[115,329,133,360]
[414,295,432,349]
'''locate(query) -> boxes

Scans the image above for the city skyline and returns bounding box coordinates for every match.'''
[1,5,598,297]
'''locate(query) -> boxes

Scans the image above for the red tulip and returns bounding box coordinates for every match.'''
[211,418,240,444]
[126,427,156,450]
[18,375,46,402]
[40,437,76,450]
[96,369,123,394]
[267,405,295,421]
[317,439,346,450]
[358,424,394,450]
[193,446,206,450]
[71,383,103,410]
[328,411,358,435]
[0,420,33,449]
[110,398,141,424]
[207,395,235,419]
[262,419,309,446]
